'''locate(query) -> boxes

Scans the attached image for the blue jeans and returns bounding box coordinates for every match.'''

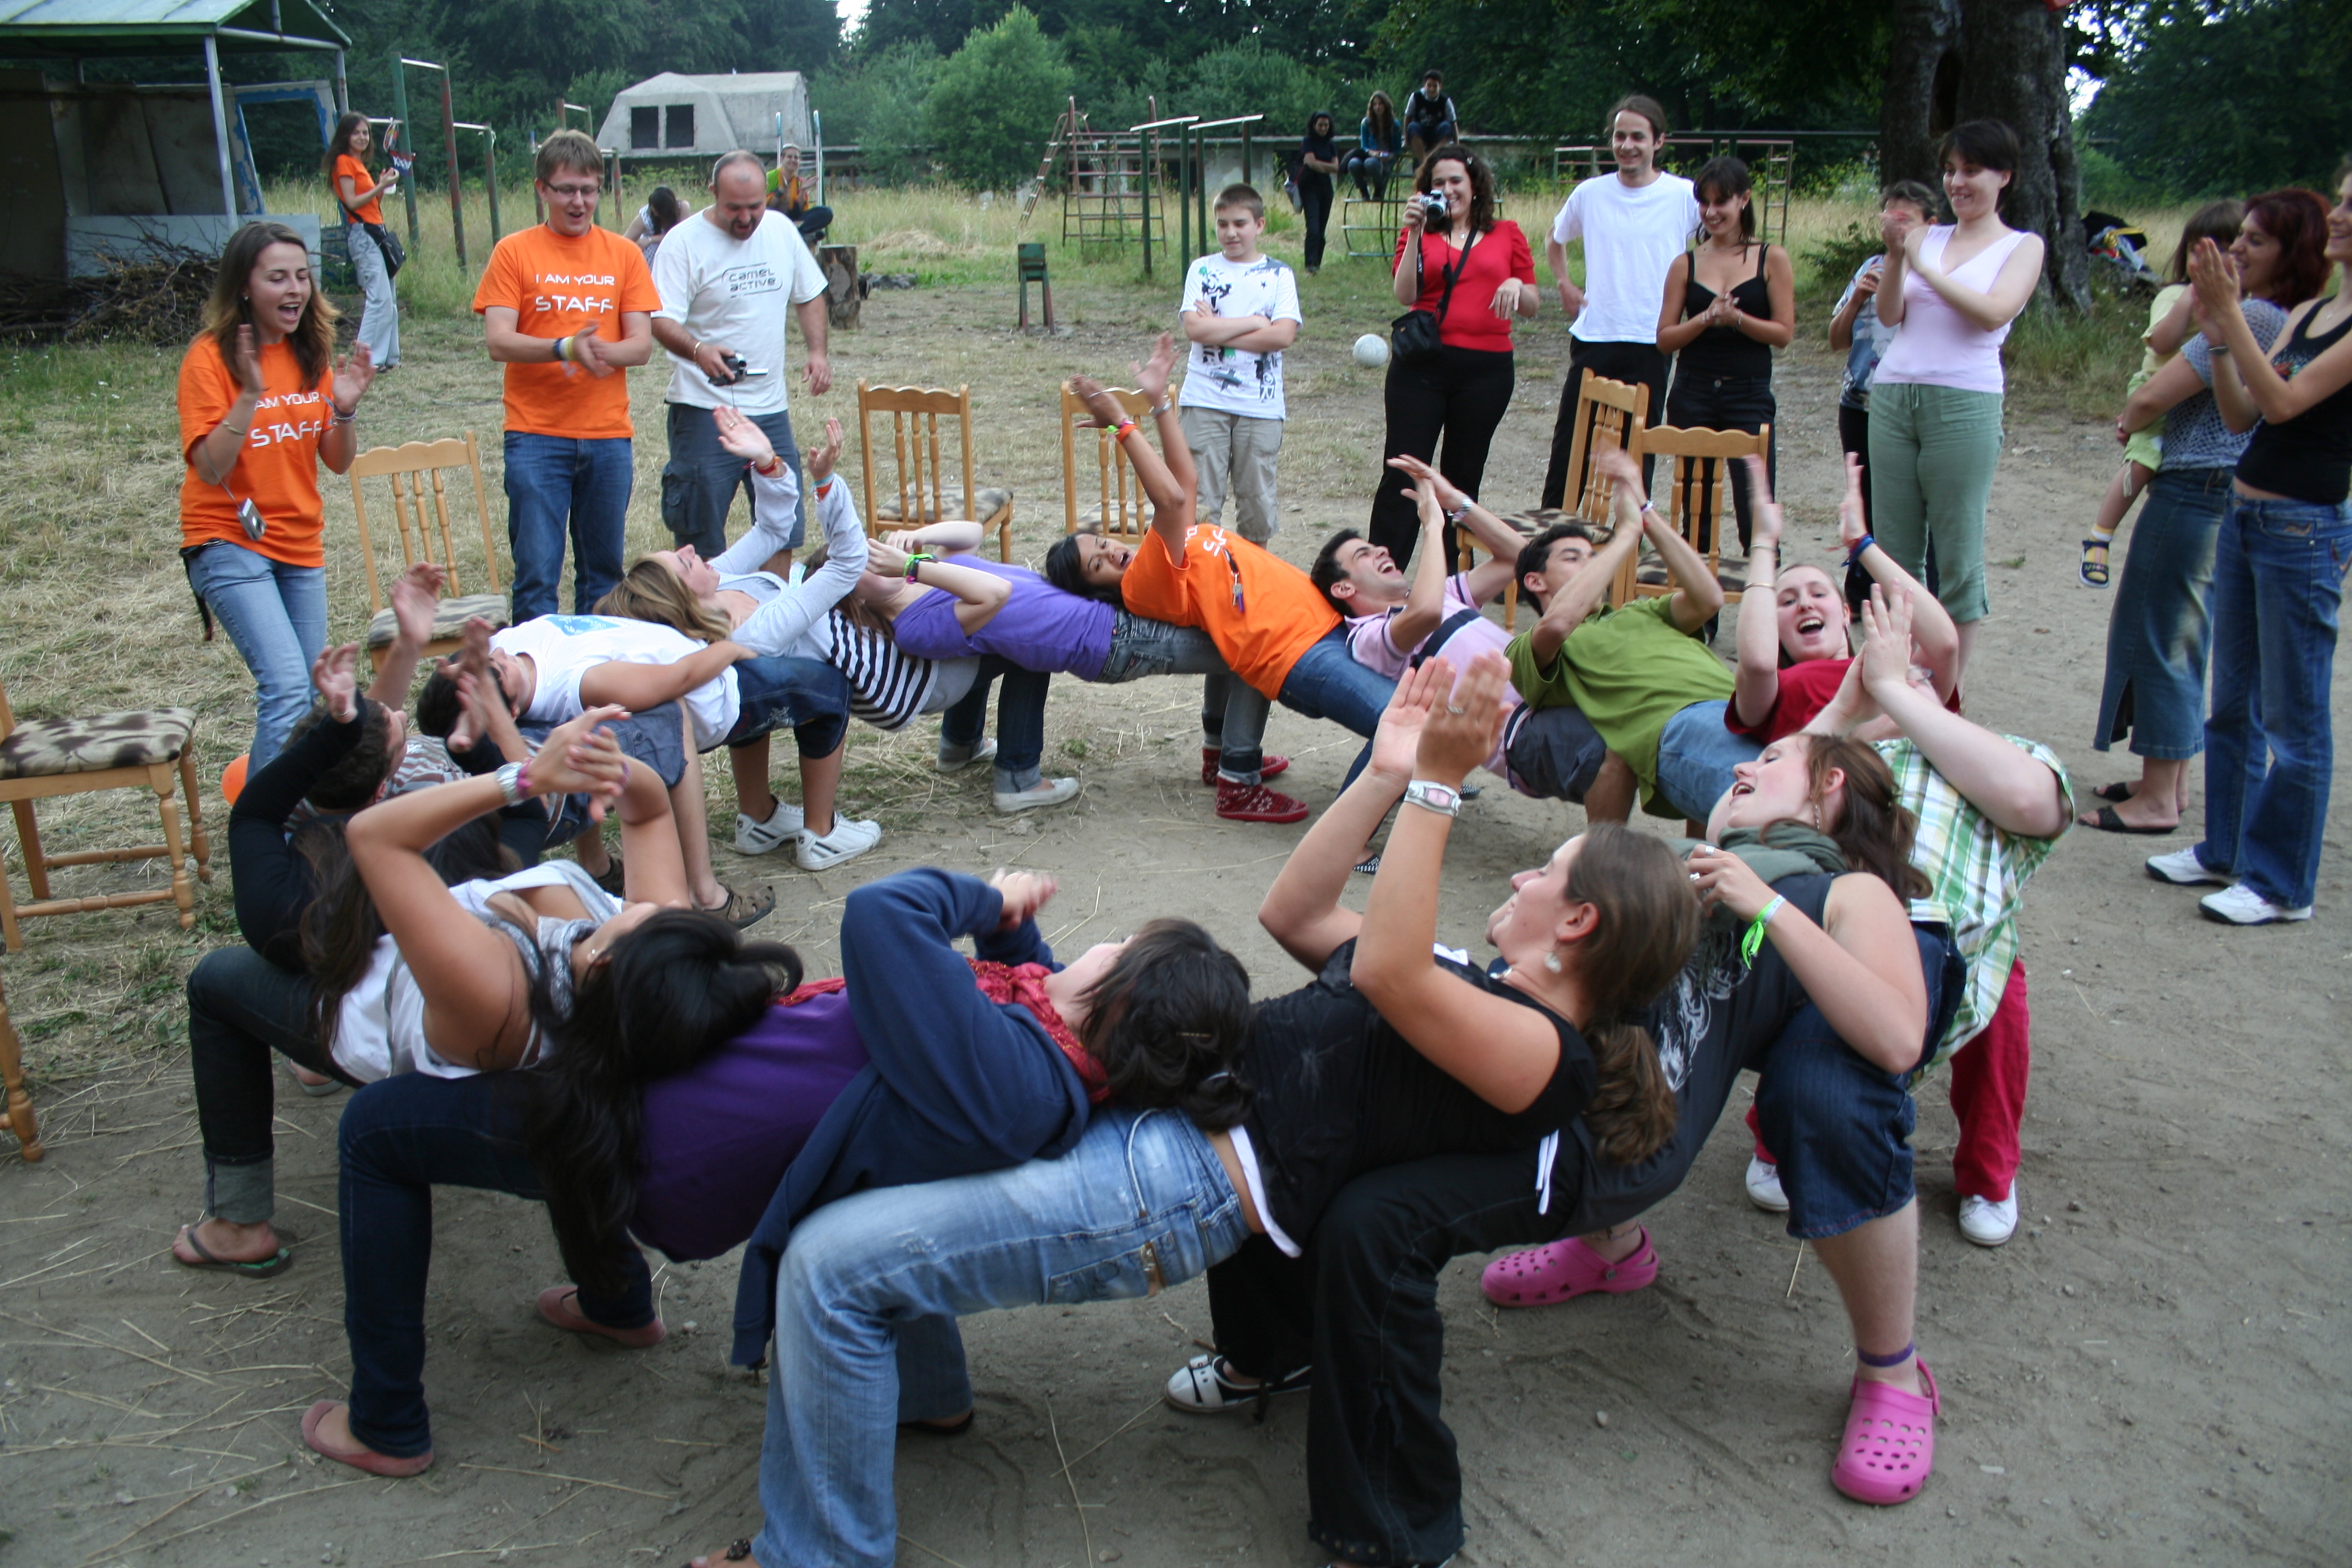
[184,540,327,773]
[1653,700,1763,821]
[504,433,632,621]
[338,1072,653,1458]
[940,655,1052,792]
[663,402,803,559]
[1265,625,1397,787]
[2195,491,2352,909]
[728,655,849,760]
[753,1107,1250,1568]
[2095,465,2231,760]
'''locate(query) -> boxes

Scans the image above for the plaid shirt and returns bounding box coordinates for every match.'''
[1875,734,2072,1063]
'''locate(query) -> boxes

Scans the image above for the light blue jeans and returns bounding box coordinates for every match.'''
[753,1108,1251,1568]
[185,539,327,772]
[1653,699,1763,822]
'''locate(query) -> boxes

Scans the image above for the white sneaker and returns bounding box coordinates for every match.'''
[795,815,881,871]
[937,738,998,774]
[2199,883,2313,926]
[734,798,806,855]
[993,777,1081,813]
[1958,1192,2020,1247]
[2145,846,2227,886]
[1744,1155,1789,1213]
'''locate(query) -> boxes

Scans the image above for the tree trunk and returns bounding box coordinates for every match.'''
[1957,0,2089,310]
[1878,0,2089,312]
[1879,0,1963,189]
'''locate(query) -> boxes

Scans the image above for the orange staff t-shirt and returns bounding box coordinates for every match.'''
[1120,525,1338,699]
[472,223,659,440]
[333,154,384,225]
[176,334,334,568]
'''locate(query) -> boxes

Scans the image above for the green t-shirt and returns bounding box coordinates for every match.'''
[1506,595,1735,813]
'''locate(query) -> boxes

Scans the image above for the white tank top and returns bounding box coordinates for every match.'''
[331,861,619,1083]
[1875,226,2032,396]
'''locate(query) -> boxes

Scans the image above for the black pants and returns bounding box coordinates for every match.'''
[1371,344,1515,570]
[189,945,358,1217]
[1664,370,1777,555]
[1208,1150,1575,1567]
[1541,337,1669,508]
[1301,180,1333,270]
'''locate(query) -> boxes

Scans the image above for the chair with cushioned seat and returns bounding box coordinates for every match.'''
[857,382,1015,563]
[0,675,209,953]
[1619,423,1770,608]
[1058,380,1154,553]
[1454,370,1648,629]
[346,434,510,670]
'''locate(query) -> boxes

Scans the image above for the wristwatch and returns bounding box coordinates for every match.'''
[495,761,530,806]
[1401,779,1463,818]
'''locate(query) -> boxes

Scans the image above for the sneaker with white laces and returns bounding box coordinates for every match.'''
[795,815,881,871]
[734,798,806,855]
[2199,883,2313,926]
[993,777,1081,813]
[937,738,999,774]
[1744,1155,1789,1213]
[2145,846,2228,886]
[1958,1192,2019,1247]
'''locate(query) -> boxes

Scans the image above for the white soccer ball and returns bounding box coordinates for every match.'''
[1352,332,1390,369]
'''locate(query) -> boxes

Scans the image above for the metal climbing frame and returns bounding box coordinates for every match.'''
[1056,100,1179,257]
[1553,136,1795,244]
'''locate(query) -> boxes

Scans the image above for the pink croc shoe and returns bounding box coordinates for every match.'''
[1480,1226,1658,1308]
[1832,1359,1940,1505]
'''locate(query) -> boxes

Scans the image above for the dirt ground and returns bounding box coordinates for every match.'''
[2,248,2347,1568]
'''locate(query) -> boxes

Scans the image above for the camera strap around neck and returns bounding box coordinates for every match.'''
[1420,221,1479,330]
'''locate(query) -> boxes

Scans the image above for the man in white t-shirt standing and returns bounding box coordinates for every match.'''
[1539,93,1698,506]
[1177,183,1302,546]
[651,150,832,574]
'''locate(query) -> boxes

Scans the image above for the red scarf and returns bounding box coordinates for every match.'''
[780,961,1108,1102]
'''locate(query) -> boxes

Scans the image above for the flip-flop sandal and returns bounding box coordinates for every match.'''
[174,1222,293,1277]
[2078,538,2112,589]
[1831,1360,1939,1505]
[1480,1226,1657,1307]
[710,881,775,929]
[293,1068,343,1098]
[2084,804,2176,835]
[301,1400,434,1478]
[2091,781,2134,804]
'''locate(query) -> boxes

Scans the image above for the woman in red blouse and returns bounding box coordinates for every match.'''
[1370,144,1538,568]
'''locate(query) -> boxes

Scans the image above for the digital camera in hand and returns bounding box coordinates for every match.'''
[1420,193,1450,224]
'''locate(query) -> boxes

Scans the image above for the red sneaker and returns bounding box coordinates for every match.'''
[1215,780,1310,823]
[1200,749,1290,785]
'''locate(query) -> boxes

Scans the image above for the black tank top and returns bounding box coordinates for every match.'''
[1677,242,1775,380]
[2238,304,2352,504]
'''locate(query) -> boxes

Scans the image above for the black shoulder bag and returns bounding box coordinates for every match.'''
[1390,224,1479,366]
[361,220,405,278]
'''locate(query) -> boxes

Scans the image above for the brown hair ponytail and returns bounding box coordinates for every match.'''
[1561,825,1703,1165]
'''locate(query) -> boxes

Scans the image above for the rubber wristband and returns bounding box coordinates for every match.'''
[1844,532,1876,567]
[904,552,936,583]
[1113,419,1139,443]
[552,335,568,363]
[1740,894,1785,969]
[1857,1339,1916,1369]
[753,455,783,476]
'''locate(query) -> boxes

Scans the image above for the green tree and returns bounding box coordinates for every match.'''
[924,7,1073,186]
[811,41,944,177]
[2082,0,2352,197]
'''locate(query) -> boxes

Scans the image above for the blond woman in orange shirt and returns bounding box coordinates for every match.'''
[178,220,378,769]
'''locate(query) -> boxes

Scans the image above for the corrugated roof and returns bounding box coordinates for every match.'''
[0,0,348,47]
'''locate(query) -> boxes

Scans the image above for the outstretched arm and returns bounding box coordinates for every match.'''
[1379,471,1452,653]
[1386,452,1522,603]
[1733,455,1788,727]
[1842,453,1957,698]
[1258,664,1442,969]
[1075,337,1190,554]
[577,640,753,711]
[866,537,1012,634]
[366,562,448,708]
[1526,451,1644,669]
[1352,655,1567,1113]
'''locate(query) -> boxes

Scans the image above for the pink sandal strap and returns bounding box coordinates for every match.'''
[1832,1358,1939,1505]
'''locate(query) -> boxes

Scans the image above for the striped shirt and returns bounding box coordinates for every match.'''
[819,610,969,731]
[1875,734,2072,1062]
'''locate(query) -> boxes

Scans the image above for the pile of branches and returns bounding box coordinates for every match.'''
[0,244,217,345]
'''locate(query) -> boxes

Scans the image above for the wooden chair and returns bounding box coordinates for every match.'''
[858,382,1015,562]
[0,673,209,954]
[1618,423,1772,606]
[1453,370,1648,629]
[1059,381,1155,551]
[346,434,510,671]
[0,965,40,1160]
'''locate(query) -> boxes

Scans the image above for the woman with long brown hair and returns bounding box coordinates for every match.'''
[1345,91,1403,200]
[323,111,400,368]
[179,220,377,770]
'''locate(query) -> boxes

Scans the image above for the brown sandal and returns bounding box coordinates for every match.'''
[710,881,774,929]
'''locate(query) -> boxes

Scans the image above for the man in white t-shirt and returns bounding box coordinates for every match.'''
[651,150,832,572]
[1177,183,1302,546]
[1540,93,1699,506]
